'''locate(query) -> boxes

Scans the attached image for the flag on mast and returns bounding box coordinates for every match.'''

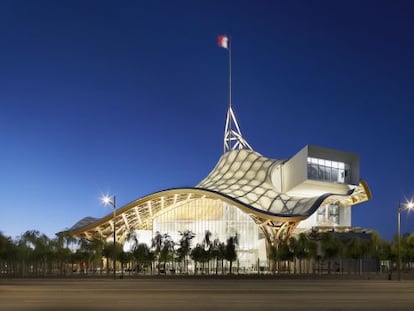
[217,35,229,49]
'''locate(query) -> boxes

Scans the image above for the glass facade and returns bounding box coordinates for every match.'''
[316,204,340,226]
[152,197,260,268]
[307,157,351,184]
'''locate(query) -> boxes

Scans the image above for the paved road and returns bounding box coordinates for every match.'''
[1,277,414,310]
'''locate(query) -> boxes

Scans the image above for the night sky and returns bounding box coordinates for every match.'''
[1,1,413,240]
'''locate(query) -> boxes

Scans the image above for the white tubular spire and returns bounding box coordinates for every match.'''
[224,105,253,153]
[218,34,252,153]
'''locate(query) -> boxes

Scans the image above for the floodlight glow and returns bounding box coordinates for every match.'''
[101,195,114,206]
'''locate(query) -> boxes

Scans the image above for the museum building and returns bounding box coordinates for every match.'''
[65,104,371,268]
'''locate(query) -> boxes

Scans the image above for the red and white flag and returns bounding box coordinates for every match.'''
[217,35,229,49]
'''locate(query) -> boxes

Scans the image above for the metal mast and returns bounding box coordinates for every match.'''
[222,36,252,153]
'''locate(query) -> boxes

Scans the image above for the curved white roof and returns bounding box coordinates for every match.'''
[64,148,370,240]
[197,149,367,217]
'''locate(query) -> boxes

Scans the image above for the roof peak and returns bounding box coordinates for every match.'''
[223,105,253,153]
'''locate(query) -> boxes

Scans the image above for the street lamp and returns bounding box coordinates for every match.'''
[102,194,117,279]
[397,199,414,281]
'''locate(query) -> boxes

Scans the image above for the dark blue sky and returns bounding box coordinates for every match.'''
[1,0,413,240]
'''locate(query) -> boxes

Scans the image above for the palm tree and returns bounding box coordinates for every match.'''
[102,242,111,275]
[125,230,139,248]
[201,230,212,274]
[211,238,225,275]
[0,232,16,276]
[224,235,238,274]
[151,232,175,274]
[55,232,78,276]
[89,234,105,274]
[159,234,175,273]
[77,237,92,274]
[49,237,61,275]
[294,233,312,274]
[406,233,414,272]
[117,248,130,278]
[124,230,139,273]
[101,239,123,276]
[152,231,163,274]
[176,230,195,274]
[133,242,153,274]
[400,233,412,273]
[0,232,8,275]
[14,236,32,277]
[358,233,380,274]
[375,238,392,273]
[21,230,52,276]
[190,244,204,274]
[320,232,342,274]
[346,236,363,275]
[277,239,294,273]
[20,230,38,275]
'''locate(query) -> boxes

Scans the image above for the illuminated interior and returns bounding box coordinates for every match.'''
[307,157,351,184]
[153,197,260,267]
[63,105,372,264]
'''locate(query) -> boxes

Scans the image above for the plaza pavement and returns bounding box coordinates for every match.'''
[1,276,414,311]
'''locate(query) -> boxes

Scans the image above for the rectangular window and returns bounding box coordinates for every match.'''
[325,166,331,181]
[307,157,350,184]
[308,163,318,180]
[338,169,345,183]
[328,204,340,225]
[316,204,340,226]
[331,168,338,182]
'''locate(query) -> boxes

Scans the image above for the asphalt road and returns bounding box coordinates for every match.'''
[1,277,414,311]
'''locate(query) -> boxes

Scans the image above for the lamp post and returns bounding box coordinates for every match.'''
[397,200,414,281]
[102,195,116,279]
